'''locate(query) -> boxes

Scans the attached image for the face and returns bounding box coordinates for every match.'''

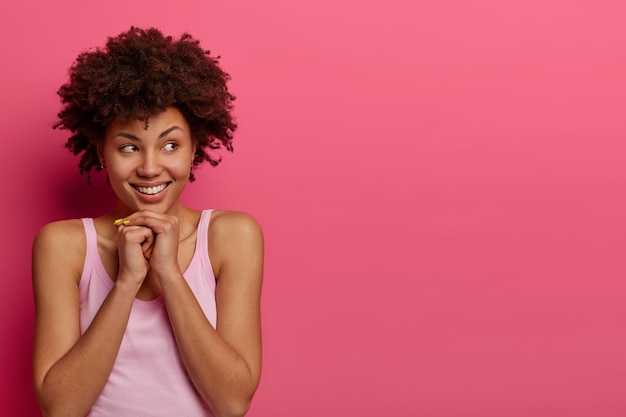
[101,107,196,215]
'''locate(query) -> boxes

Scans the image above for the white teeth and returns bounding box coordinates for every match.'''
[136,184,167,195]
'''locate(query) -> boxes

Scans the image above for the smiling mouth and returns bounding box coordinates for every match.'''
[133,183,170,195]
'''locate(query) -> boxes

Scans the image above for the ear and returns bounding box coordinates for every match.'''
[96,144,105,166]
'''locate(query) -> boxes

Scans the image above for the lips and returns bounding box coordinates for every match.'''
[133,183,170,195]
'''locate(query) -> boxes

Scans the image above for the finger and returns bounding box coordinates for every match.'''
[120,211,178,235]
[141,235,154,260]
[117,224,152,239]
[113,218,131,228]
[117,226,155,258]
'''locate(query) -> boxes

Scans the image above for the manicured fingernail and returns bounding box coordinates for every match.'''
[123,220,131,225]
[114,219,123,225]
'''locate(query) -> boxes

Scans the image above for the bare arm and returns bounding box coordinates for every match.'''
[137,210,263,417]
[32,220,148,417]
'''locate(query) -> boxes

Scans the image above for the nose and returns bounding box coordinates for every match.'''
[136,150,162,178]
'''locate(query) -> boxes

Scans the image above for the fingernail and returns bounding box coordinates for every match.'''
[123,220,131,225]
[114,219,123,225]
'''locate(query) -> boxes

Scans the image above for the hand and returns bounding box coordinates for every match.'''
[114,219,154,286]
[116,210,181,282]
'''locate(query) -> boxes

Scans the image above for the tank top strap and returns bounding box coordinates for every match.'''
[196,210,215,280]
[81,218,97,259]
[79,218,97,293]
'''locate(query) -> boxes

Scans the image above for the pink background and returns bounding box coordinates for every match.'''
[2,1,625,416]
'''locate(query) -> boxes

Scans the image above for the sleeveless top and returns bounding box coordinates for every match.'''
[79,210,217,417]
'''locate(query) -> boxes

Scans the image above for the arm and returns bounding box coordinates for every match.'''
[32,220,150,417]
[138,210,263,417]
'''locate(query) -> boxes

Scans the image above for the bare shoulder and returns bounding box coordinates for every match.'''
[33,219,86,284]
[209,210,263,241]
[208,210,264,278]
[33,219,86,253]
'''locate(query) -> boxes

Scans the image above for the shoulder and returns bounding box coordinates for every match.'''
[33,219,86,276]
[33,219,86,251]
[207,210,264,277]
[208,210,263,241]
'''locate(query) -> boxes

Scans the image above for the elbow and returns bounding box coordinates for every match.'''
[36,388,86,417]
[213,397,253,417]
[38,403,72,417]
[210,386,258,417]
[34,387,56,417]
[37,402,84,417]
[205,366,260,417]
[215,403,250,417]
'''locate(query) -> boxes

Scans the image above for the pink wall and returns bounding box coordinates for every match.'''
[2,1,625,416]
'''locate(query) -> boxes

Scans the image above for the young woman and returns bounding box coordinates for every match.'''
[32,27,263,417]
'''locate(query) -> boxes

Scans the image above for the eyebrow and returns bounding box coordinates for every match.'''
[115,126,182,141]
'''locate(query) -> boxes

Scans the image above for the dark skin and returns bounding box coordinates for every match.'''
[32,108,263,417]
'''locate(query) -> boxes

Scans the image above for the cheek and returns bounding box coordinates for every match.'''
[105,163,132,186]
[107,172,128,195]
[173,156,194,176]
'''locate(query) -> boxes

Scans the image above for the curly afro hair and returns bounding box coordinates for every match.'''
[55,26,236,181]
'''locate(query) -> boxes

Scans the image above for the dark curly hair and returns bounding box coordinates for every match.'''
[55,26,236,182]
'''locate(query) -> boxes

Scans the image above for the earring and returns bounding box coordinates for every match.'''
[100,161,106,169]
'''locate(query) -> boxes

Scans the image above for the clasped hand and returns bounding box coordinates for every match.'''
[114,210,180,286]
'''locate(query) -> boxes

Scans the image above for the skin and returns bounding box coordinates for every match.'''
[32,107,263,417]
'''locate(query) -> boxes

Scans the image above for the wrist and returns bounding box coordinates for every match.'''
[152,268,184,288]
[114,272,144,293]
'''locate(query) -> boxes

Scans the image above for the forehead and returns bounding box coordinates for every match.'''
[105,107,190,139]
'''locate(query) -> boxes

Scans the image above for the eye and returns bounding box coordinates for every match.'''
[163,142,179,151]
[120,144,138,153]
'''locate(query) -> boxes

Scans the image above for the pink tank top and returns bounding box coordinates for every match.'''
[79,210,217,416]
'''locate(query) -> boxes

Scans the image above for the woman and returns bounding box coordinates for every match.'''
[32,27,263,417]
